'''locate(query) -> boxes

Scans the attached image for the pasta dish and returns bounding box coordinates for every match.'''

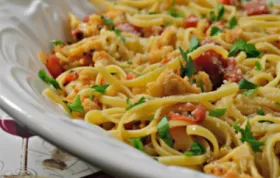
[38,0,280,177]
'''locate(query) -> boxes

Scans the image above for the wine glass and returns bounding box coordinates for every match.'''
[0,118,35,178]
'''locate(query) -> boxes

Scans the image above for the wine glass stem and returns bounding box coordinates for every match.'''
[19,138,29,175]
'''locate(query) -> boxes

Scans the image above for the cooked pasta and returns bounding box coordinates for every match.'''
[38,0,280,177]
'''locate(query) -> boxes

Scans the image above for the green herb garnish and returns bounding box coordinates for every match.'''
[233,121,264,152]
[184,141,205,156]
[210,26,222,36]
[210,4,225,22]
[38,69,61,89]
[126,97,146,110]
[157,116,173,147]
[67,95,85,113]
[199,80,205,93]
[90,84,110,94]
[268,1,274,8]
[52,40,64,46]
[209,108,227,117]
[128,138,144,151]
[101,15,114,29]
[167,0,181,18]
[229,39,260,58]
[89,90,94,101]
[255,61,262,71]
[257,109,265,116]
[229,16,238,29]
[114,29,126,43]
[238,79,258,89]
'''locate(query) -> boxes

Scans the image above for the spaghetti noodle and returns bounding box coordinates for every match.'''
[38,0,280,177]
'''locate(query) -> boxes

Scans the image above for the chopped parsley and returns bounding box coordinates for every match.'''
[238,79,259,96]
[255,61,262,71]
[210,26,222,36]
[126,97,146,110]
[149,12,158,15]
[38,69,61,89]
[90,84,110,94]
[184,141,205,156]
[52,40,64,46]
[167,0,181,18]
[101,15,114,29]
[257,109,265,116]
[128,138,144,151]
[210,4,225,22]
[229,16,238,29]
[199,80,205,93]
[67,95,85,113]
[268,1,274,8]
[238,79,258,89]
[114,29,126,43]
[209,108,227,117]
[157,116,173,147]
[179,37,200,78]
[233,121,264,152]
[89,90,94,101]
[229,39,260,58]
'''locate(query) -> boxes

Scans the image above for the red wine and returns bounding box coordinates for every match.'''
[0,119,33,138]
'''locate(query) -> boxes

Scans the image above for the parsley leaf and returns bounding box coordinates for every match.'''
[67,95,85,113]
[114,29,126,43]
[255,61,262,71]
[229,39,260,58]
[89,90,94,101]
[157,116,173,147]
[52,40,64,46]
[189,37,200,52]
[184,141,205,156]
[199,80,205,93]
[128,138,144,151]
[257,109,265,116]
[149,12,158,15]
[38,69,61,89]
[167,0,181,18]
[229,16,238,29]
[101,15,114,29]
[238,79,258,89]
[210,26,222,36]
[210,4,225,22]
[126,97,146,110]
[178,37,199,78]
[209,108,227,117]
[233,121,264,152]
[268,1,274,8]
[243,88,259,96]
[90,84,110,94]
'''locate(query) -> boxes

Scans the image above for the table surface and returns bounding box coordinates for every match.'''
[84,172,113,178]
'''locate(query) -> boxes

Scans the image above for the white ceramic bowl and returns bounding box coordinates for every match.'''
[2,0,276,177]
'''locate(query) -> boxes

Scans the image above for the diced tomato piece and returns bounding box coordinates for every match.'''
[64,73,78,85]
[243,1,270,16]
[192,105,207,123]
[184,15,199,28]
[83,16,89,23]
[82,53,93,66]
[220,0,231,5]
[224,58,243,82]
[47,54,64,78]
[115,23,141,36]
[126,73,136,80]
[72,29,84,41]
[168,104,206,124]
[143,26,163,37]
